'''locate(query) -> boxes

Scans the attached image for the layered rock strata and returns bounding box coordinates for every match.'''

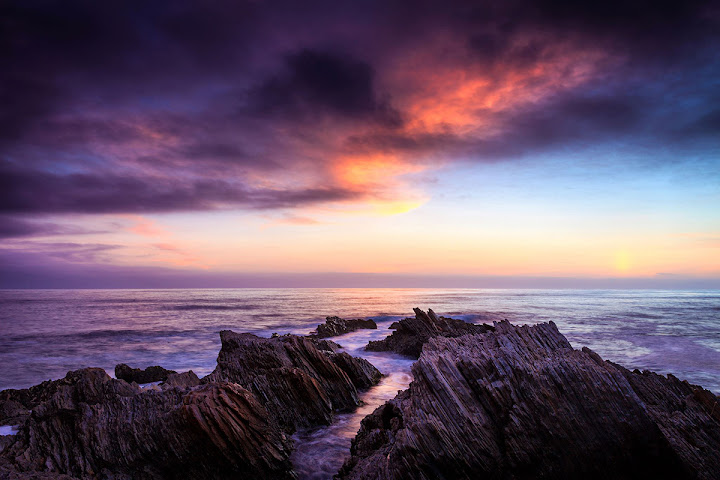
[0,368,294,479]
[0,330,381,478]
[203,331,382,431]
[313,316,377,338]
[365,308,494,358]
[340,320,720,480]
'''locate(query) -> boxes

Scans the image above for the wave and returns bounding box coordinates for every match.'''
[169,304,260,311]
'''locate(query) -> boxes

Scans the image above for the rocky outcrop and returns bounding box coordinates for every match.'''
[340,320,720,480]
[0,368,294,479]
[114,363,177,384]
[203,331,382,432]
[311,338,343,353]
[161,370,201,390]
[313,316,377,338]
[0,329,383,479]
[365,308,494,358]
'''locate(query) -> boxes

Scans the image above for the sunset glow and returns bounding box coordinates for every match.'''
[1,0,719,288]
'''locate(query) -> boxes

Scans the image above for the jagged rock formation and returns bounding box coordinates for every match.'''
[0,368,294,479]
[203,331,382,432]
[114,363,177,384]
[340,320,720,480]
[160,370,201,390]
[365,308,494,358]
[0,329,383,479]
[311,338,344,353]
[313,316,377,338]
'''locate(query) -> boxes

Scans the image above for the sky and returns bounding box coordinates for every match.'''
[1,0,719,288]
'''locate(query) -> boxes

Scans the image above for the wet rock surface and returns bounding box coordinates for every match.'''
[203,331,382,432]
[365,308,494,358]
[0,368,294,480]
[313,317,378,339]
[339,320,720,480]
[114,363,177,384]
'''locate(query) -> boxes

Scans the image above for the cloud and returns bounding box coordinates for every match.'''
[0,162,362,214]
[0,0,717,218]
[124,216,166,237]
[249,49,402,126]
[0,215,103,238]
[1,242,122,264]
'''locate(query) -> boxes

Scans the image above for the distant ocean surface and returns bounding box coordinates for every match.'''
[2,288,719,478]
[1,288,719,392]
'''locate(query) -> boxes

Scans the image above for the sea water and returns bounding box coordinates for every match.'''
[1,288,718,477]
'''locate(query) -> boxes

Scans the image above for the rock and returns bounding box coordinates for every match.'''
[0,399,27,426]
[330,353,383,390]
[311,338,344,353]
[203,331,382,432]
[0,368,294,479]
[0,458,76,479]
[161,370,201,390]
[339,320,720,480]
[114,363,177,384]
[313,316,377,338]
[365,308,494,358]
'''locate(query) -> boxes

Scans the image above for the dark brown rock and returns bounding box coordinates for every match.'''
[330,353,383,390]
[203,331,382,432]
[365,307,494,358]
[0,458,75,479]
[313,316,377,338]
[311,338,344,353]
[114,363,177,384]
[0,368,294,480]
[339,320,720,480]
[161,370,201,390]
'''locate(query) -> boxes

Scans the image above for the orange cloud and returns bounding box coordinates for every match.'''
[122,215,166,237]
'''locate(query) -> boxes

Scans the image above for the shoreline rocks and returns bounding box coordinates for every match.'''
[339,320,720,479]
[2,309,719,479]
[312,316,378,339]
[1,368,294,479]
[365,308,494,358]
[114,363,177,384]
[203,331,382,432]
[0,329,382,479]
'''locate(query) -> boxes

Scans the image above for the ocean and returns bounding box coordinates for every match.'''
[1,288,719,478]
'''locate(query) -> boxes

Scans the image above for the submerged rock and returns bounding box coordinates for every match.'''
[114,363,177,384]
[313,316,377,338]
[365,308,494,358]
[203,331,382,432]
[340,320,720,480]
[0,368,294,479]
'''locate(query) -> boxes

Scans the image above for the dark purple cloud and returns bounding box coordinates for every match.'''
[0,163,360,214]
[249,49,402,126]
[1,0,718,217]
[0,216,87,239]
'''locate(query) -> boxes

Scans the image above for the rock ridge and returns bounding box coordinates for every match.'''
[203,331,382,432]
[340,319,720,479]
[365,307,494,358]
[312,316,378,339]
